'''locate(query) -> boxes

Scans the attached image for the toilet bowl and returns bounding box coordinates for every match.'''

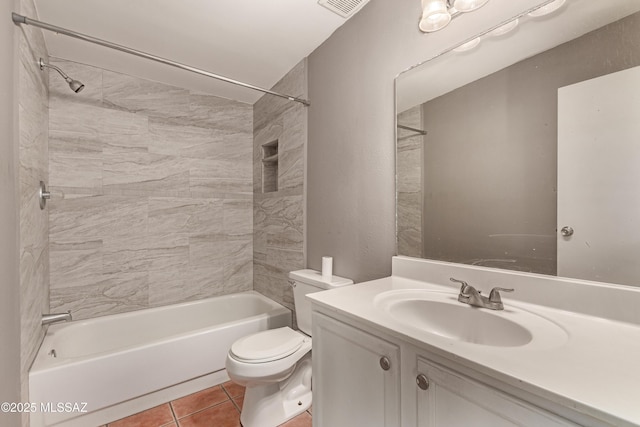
[225,269,353,427]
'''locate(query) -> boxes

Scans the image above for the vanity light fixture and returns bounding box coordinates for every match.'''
[419,0,451,33]
[488,18,519,37]
[528,0,565,17]
[453,37,481,52]
[451,0,489,13]
[419,0,489,33]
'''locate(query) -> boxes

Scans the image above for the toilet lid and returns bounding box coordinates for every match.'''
[230,327,305,363]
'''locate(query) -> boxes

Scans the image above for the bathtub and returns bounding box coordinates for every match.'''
[29,291,291,427]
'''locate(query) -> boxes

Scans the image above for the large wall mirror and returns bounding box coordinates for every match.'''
[396,0,640,286]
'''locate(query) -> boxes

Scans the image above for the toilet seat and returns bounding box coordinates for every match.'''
[230,327,304,363]
[226,328,312,384]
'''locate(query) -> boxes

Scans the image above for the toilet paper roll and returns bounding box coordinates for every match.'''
[322,256,333,281]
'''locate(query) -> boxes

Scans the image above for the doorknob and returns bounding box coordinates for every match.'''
[560,226,574,237]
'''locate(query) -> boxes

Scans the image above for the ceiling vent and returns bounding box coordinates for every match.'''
[318,0,370,18]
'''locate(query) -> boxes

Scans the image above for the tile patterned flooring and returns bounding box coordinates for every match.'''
[101,381,312,427]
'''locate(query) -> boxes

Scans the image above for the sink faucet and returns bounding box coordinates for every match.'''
[450,278,513,310]
[42,311,72,326]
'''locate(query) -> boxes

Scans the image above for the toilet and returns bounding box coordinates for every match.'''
[225,269,353,427]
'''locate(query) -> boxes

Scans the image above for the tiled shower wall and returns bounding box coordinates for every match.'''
[17,0,49,418]
[48,59,254,320]
[253,60,307,314]
[396,105,423,258]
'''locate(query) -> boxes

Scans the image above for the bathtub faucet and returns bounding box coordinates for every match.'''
[42,311,72,326]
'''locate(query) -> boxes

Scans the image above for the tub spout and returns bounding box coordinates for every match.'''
[42,311,72,326]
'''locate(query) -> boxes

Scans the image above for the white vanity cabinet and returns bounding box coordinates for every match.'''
[312,309,580,427]
[413,357,579,427]
[312,312,401,427]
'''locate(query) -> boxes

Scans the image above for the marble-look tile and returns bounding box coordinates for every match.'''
[221,129,253,155]
[253,61,306,134]
[49,130,102,190]
[188,154,252,181]
[189,156,252,196]
[49,272,148,320]
[222,238,253,293]
[254,118,284,148]
[148,119,220,158]
[19,247,48,374]
[49,240,103,289]
[49,194,147,241]
[49,99,104,135]
[47,58,259,320]
[145,236,189,273]
[397,192,422,258]
[187,93,253,132]
[103,70,190,118]
[103,148,190,196]
[103,234,150,275]
[18,10,49,424]
[188,234,232,267]
[397,146,422,193]
[398,105,421,127]
[253,272,286,308]
[148,264,225,307]
[281,106,306,152]
[279,145,304,192]
[256,196,303,251]
[223,199,253,236]
[190,178,253,196]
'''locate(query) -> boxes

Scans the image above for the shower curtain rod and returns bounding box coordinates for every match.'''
[397,124,427,135]
[11,13,311,106]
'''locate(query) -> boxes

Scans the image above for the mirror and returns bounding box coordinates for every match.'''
[396,0,640,286]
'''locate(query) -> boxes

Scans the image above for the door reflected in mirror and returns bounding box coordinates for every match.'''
[396,0,640,286]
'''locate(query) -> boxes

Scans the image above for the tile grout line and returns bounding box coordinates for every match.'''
[167,400,179,425]
[173,395,237,422]
[221,383,243,413]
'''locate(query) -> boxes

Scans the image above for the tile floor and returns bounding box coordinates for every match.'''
[100,381,312,427]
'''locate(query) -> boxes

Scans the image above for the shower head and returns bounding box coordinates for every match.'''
[39,58,85,93]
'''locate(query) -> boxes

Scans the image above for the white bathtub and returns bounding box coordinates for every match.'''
[29,291,291,427]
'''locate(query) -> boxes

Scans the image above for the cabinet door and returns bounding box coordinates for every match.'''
[312,312,401,427]
[416,358,578,427]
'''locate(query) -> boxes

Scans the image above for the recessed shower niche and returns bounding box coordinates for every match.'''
[262,140,279,193]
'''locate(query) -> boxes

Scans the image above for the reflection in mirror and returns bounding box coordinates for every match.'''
[396,0,640,286]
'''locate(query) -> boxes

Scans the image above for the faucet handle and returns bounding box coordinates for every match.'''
[450,277,473,294]
[488,287,514,303]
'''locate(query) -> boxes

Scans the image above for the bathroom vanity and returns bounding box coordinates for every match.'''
[308,257,640,427]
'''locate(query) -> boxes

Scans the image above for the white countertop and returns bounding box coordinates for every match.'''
[308,274,640,427]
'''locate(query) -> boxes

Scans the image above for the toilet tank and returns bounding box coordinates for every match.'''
[289,269,353,336]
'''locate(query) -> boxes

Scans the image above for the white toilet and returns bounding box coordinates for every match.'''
[225,269,353,427]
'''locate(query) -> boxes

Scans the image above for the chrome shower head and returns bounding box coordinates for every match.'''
[39,58,85,93]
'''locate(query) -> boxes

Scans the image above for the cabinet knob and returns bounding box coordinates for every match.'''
[379,356,391,371]
[416,374,430,390]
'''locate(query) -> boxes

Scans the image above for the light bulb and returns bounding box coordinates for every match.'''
[488,19,519,37]
[452,0,490,13]
[419,0,451,32]
[453,37,481,52]
[528,0,565,18]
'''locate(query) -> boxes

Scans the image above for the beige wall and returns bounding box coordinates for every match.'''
[48,59,254,320]
[307,0,548,283]
[253,60,307,316]
[17,0,49,423]
[0,0,22,424]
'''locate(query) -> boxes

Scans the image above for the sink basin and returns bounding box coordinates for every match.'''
[374,290,566,347]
